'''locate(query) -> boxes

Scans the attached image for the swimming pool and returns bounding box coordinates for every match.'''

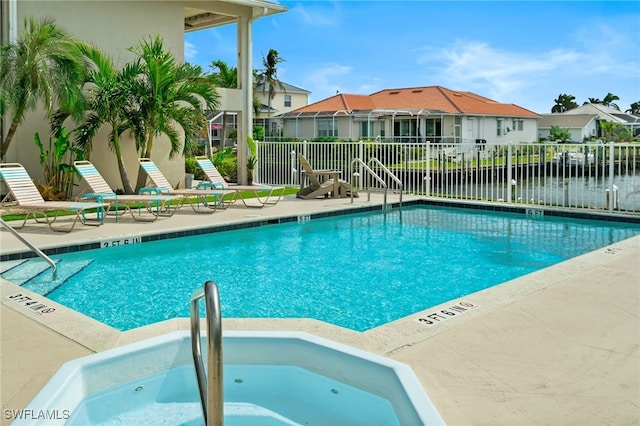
[9,205,640,331]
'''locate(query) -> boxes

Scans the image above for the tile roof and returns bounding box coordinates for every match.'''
[286,85,540,117]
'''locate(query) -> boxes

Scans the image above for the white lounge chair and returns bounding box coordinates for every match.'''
[0,163,109,232]
[138,158,236,212]
[194,156,285,208]
[74,160,181,222]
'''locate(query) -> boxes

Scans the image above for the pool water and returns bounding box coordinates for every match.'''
[18,331,441,425]
[27,206,640,331]
[69,365,399,426]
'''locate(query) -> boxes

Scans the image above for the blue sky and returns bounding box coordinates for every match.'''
[184,1,640,114]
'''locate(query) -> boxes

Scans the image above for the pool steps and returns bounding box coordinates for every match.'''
[0,258,93,295]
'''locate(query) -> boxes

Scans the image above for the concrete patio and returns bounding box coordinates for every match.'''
[1,193,639,425]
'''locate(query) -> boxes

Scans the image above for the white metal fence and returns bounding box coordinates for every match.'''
[255,140,640,215]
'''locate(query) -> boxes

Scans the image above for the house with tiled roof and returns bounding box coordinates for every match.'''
[279,86,541,145]
[255,82,310,135]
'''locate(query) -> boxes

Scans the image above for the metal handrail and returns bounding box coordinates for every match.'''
[0,218,56,278]
[367,157,403,209]
[190,280,223,426]
[350,158,388,209]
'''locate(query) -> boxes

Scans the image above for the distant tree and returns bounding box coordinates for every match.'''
[585,93,620,110]
[256,49,285,138]
[549,125,572,142]
[599,120,622,142]
[625,101,640,115]
[0,17,85,160]
[602,93,620,110]
[551,94,577,113]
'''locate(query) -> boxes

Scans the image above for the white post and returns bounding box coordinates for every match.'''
[237,15,253,185]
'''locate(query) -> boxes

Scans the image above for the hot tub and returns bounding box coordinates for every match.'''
[14,331,445,425]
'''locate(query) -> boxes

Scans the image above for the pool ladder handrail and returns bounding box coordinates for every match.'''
[0,217,56,277]
[190,280,223,426]
[368,157,403,210]
[350,157,403,210]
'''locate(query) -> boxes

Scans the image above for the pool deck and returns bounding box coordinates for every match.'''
[1,193,639,426]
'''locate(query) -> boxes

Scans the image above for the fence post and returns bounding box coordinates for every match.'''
[290,149,297,187]
[357,140,364,189]
[608,142,615,212]
[425,142,431,196]
[506,144,513,203]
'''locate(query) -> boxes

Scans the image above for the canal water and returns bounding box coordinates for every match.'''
[443,172,640,211]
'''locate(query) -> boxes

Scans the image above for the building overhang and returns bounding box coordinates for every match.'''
[184,0,287,32]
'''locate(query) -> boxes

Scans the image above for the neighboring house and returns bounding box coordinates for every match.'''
[1,0,286,187]
[538,114,598,142]
[255,82,310,136]
[279,86,540,147]
[561,103,640,138]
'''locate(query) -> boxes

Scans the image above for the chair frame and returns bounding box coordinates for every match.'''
[138,158,236,213]
[296,153,355,199]
[0,163,109,232]
[194,156,285,208]
[74,161,181,222]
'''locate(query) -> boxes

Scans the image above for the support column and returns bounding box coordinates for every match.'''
[236,15,253,185]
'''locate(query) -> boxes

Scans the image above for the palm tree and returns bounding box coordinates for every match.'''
[585,93,620,110]
[0,17,85,160]
[60,44,142,194]
[209,59,237,148]
[601,93,620,110]
[625,101,640,115]
[128,36,220,191]
[599,120,622,142]
[551,94,577,113]
[256,49,285,139]
[549,125,571,142]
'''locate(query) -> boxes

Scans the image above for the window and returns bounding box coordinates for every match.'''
[360,121,374,138]
[425,119,438,136]
[284,95,291,108]
[512,119,524,131]
[497,119,503,136]
[317,119,337,138]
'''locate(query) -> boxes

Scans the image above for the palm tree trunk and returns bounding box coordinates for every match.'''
[112,132,135,194]
[135,134,154,192]
[1,118,19,160]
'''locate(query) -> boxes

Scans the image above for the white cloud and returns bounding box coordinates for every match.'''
[184,40,197,62]
[417,40,584,98]
[288,2,341,28]
[303,63,353,101]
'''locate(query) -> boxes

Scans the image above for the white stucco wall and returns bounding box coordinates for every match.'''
[8,1,187,192]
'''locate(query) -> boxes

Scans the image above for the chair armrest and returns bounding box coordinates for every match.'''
[196,182,224,190]
[82,192,116,203]
[139,187,169,195]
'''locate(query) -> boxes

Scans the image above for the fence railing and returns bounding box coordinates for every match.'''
[255,140,640,215]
